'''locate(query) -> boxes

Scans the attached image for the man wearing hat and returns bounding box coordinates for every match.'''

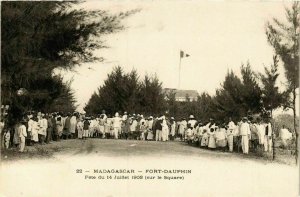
[239,117,251,154]
[155,116,163,141]
[188,115,197,128]
[187,115,197,141]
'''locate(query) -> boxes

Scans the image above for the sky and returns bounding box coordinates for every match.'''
[58,1,298,115]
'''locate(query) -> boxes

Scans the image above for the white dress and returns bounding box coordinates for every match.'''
[70,116,77,134]
[31,121,39,142]
[208,130,216,148]
[161,120,169,141]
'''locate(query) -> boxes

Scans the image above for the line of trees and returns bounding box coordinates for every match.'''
[165,60,284,122]
[84,59,282,122]
[84,66,166,116]
[84,3,299,162]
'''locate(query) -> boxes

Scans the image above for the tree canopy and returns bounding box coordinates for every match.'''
[1,1,135,122]
[84,66,166,116]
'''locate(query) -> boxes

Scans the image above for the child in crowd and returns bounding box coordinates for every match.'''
[186,124,193,144]
[208,127,216,149]
[201,129,209,148]
[4,129,11,149]
[19,120,27,152]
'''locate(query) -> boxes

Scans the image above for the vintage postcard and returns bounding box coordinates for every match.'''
[0,1,299,197]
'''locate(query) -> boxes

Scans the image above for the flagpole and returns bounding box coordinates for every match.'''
[178,53,182,89]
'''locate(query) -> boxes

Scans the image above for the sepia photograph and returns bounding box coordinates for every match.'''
[0,1,299,197]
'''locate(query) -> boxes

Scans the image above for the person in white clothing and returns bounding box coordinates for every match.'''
[19,120,27,152]
[69,113,77,139]
[122,112,128,122]
[112,112,122,139]
[188,115,197,128]
[170,117,176,141]
[215,124,227,151]
[27,115,34,143]
[121,112,128,138]
[264,119,273,152]
[227,118,236,152]
[256,119,266,149]
[187,115,197,140]
[77,118,84,139]
[239,117,251,154]
[4,129,11,149]
[146,116,154,140]
[178,118,187,141]
[99,111,107,138]
[196,123,204,147]
[130,117,138,140]
[161,116,169,141]
[31,117,39,143]
[38,114,48,144]
[280,125,293,148]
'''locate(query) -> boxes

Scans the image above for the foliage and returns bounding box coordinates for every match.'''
[266,2,299,90]
[214,70,245,122]
[260,55,285,116]
[266,2,299,162]
[273,114,299,137]
[84,66,166,116]
[266,2,299,129]
[240,62,262,114]
[1,1,135,123]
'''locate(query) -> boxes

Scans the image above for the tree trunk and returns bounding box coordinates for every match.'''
[270,110,276,160]
[292,88,298,164]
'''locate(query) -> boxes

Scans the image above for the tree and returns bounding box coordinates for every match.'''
[165,89,178,118]
[1,2,136,123]
[139,74,166,116]
[196,92,214,122]
[45,77,77,113]
[266,2,299,162]
[84,66,166,116]
[260,55,284,117]
[123,69,140,114]
[240,62,262,114]
[213,70,245,122]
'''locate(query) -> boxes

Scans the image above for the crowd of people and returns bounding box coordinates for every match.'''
[1,110,293,155]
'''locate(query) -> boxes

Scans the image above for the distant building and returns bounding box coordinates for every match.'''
[162,88,199,102]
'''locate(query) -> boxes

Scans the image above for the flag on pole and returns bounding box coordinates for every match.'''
[180,50,190,58]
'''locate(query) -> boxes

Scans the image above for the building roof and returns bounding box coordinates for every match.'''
[163,88,199,99]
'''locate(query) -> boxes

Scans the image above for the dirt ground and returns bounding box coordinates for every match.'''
[0,138,297,165]
[0,139,298,197]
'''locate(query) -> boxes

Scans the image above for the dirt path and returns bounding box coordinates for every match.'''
[0,139,298,197]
